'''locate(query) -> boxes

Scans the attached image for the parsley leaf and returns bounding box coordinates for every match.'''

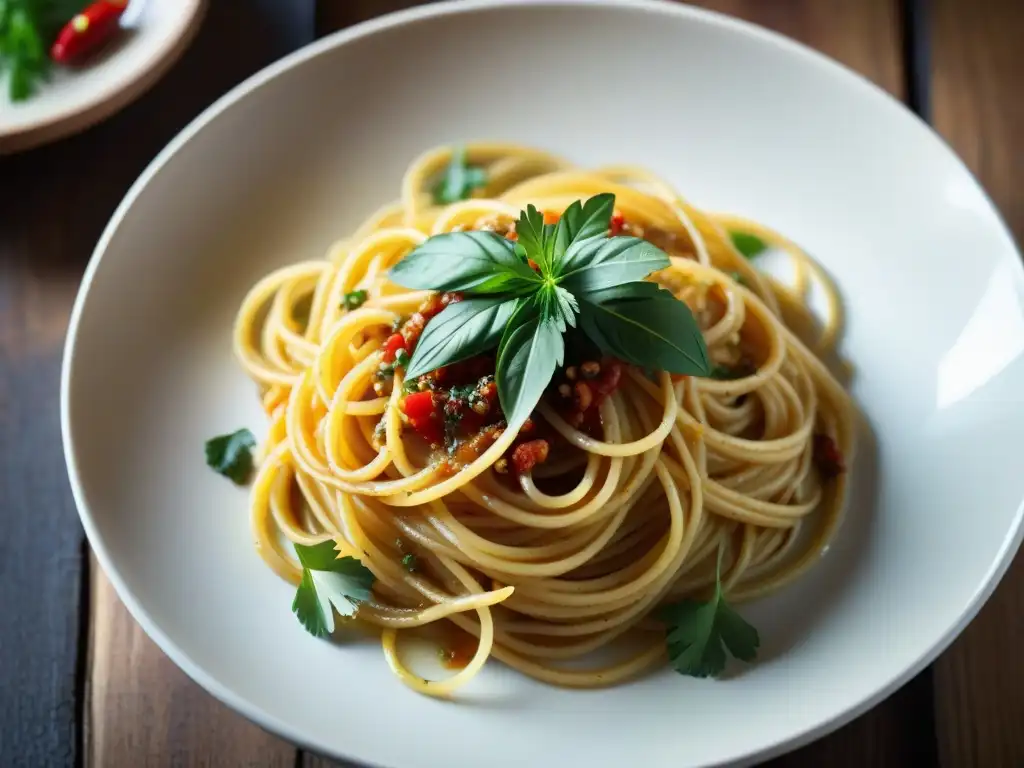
[404,297,518,379]
[205,428,257,484]
[342,289,368,310]
[729,231,768,259]
[660,548,759,678]
[432,146,488,204]
[401,553,419,572]
[292,540,375,637]
[389,231,540,294]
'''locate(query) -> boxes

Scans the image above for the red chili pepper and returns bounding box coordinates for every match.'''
[51,1,129,65]
[381,333,407,363]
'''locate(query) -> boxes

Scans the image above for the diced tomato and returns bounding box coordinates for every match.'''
[543,211,560,225]
[401,391,443,445]
[382,333,407,362]
[511,439,550,474]
[610,213,626,235]
[401,391,435,421]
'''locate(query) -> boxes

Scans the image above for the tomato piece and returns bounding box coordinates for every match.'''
[382,333,407,362]
[511,439,550,474]
[401,391,435,421]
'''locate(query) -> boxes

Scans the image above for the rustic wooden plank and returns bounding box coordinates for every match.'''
[86,558,296,767]
[0,171,87,768]
[929,0,1024,766]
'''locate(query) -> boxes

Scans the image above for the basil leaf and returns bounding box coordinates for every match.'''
[516,204,548,271]
[389,231,540,294]
[559,236,671,294]
[496,309,564,429]
[581,280,662,303]
[551,193,615,270]
[405,297,518,379]
[729,231,768,259]
[578,289,711,375]
[432,146,488,204]
[537,283,578,333]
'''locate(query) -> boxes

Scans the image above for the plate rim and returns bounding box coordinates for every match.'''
[0,0,208,154]
[59,1,1024,765]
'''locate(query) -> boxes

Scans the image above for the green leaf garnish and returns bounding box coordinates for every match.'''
[389,193,711,426]
[432,146,488,204]
[551,193,615,266]
[559,236,670,295]
[405,297,518,379]
[401,553,418,572]
[1,0,85,102]
[729,231,768,259]
[205,428,257,484]
[291,540,375,637]
[578,286,711,376]
[389,231,540,295]
[660,547,759,678]
[496,301,563,429]
[342,289,368,310]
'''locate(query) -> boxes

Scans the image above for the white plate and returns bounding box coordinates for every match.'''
[0,0,206,153]
[60,1,1024,766]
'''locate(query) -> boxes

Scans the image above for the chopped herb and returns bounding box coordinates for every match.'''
[391,315,407,332]
[388,194,712,430]
[729,231,769,259]
[402,377,421,394]
[660,547,759,678]
[432,146,488,204]
[205,428,257,484]
[291,540,375,637]
[401,553,419,572]
[342,289,368,310]
[1,0,83,102]
[378,348,411,378]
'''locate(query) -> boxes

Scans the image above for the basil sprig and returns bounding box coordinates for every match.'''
[389,194,712,428]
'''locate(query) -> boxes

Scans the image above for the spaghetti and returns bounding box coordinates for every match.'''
[233,143,856,696]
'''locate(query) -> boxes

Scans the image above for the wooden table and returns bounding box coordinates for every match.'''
[1,1,1020,765]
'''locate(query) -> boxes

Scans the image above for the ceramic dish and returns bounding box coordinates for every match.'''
[0,0,206,154]
[61,1,1024,766]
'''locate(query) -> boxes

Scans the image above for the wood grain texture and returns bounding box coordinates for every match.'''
[0,2,314,767]
[86,558,295,767]
[930,0,1024,766]
[0,161,87,768]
